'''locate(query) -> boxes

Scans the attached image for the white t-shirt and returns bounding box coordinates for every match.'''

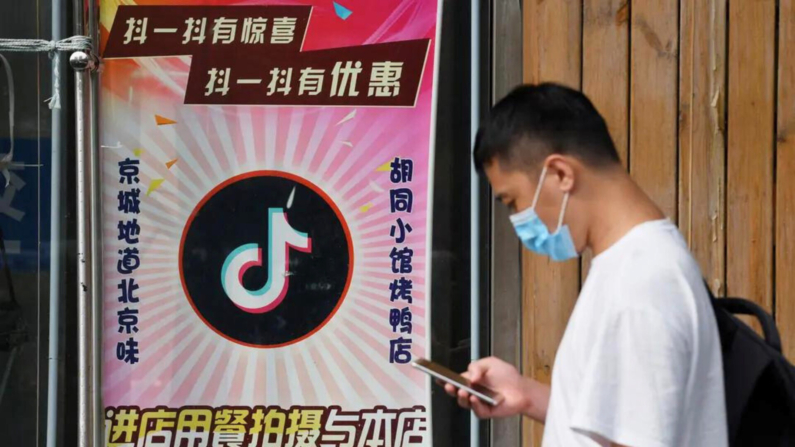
[542,219,728,447]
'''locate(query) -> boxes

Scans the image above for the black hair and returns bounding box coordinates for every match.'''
[473,83,620,172]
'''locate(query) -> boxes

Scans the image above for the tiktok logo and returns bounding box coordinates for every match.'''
[180,171,352,348]
[221,209,312,313]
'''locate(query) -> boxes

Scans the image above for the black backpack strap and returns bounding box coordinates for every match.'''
[717,298,782,354]
[704,280,782,354]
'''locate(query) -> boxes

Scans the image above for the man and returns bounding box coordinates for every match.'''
[446,84,728,446]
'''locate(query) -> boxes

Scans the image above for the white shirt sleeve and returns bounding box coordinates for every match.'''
[569,305,691,447]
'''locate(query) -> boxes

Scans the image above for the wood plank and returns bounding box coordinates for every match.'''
[491,0,525,444]
[523,0,581,89]
[776,0,795,361]
[522,1,582,445]
[581,0,630,280]
[583,0,630,165]
[629,0,679,219]
[726,0,776,323]
[678,0,727,295]
[522,252,580,447]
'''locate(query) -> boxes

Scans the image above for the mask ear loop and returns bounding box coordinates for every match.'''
[555,192,569,234]
[530,165,548,209]
[533,165,569,233]
[0,54,14,187]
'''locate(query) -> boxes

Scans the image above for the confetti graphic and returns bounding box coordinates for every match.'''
[368,180,385,193]
[376,160,393,172]
[336,109,357,126]
[333,2,353,20]
[146,178,165,196]
[165,158,178,169]
[155,114,177,126]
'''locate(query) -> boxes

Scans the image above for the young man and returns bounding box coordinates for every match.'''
[447,84,728,446]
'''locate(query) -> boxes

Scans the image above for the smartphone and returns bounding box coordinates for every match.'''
[411,358,502,406]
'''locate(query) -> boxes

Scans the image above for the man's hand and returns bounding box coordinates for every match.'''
[443,357,550,422]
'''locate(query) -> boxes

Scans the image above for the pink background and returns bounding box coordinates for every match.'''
[100,0,440,412]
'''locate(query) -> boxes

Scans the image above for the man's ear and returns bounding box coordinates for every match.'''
[544,154,576,194]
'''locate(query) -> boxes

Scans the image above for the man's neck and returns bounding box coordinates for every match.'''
[585,175,666,257]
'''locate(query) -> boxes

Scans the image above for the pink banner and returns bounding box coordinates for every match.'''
[99,1,440,445]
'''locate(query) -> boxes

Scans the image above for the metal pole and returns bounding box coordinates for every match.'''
[469,0,481,446]
[87,1,104,445]
[71,2,97,444]
[45,0,67,444]
[73,0,101,445]
[71,57,92,447]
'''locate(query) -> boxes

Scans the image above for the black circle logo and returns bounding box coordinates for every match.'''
[179,171,353,348]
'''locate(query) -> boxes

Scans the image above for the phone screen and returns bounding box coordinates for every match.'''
[411,358,502,406]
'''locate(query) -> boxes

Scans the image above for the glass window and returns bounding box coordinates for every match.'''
[430,1,474,445]
[0,1,77,445]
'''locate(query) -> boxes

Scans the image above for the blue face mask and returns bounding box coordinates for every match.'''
[509,166,578,262]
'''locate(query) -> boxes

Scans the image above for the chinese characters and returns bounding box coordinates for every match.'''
[202,60,404,101]
[105,405,428,447]
[123,15,299,47]
[116,157,142,364]
[388,157,415,364]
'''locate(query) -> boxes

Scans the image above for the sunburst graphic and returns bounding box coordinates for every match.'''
[100,53,434,412]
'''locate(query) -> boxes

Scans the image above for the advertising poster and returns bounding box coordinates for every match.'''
[99,1,441,445]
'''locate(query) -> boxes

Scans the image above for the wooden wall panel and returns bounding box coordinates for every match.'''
[580,0,630,280]
[629,0,679,219]
[582,0,630,165]
[521,1,581,445]
[726,0,776,322]
[510,1,793,445]
[678,0,727,295]
[491,0,525,445]
[522,0,581,89]
[776,0,795,361]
